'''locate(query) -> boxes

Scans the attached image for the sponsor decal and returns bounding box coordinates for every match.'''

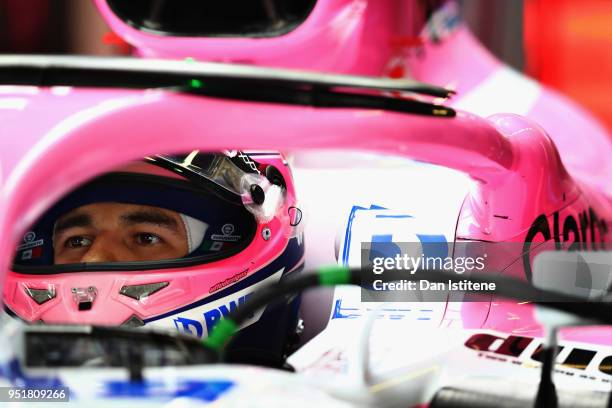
[465,332,612,381]
[227,150,261,174]
[288,206,303,227]
[237,151,260,174]
[202,241,224,252]
[331,298,435,320]
[0,358,64,388]
[421,0,462,43]
[209,270,249,294]
[523,207,609,281]
[173,292,253,338]
[101,379,234,401]
[211,223,242,242]
[17,231,44,260]
[148,268,284,337]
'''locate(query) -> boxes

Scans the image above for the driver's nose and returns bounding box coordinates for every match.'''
[80,234,123,263]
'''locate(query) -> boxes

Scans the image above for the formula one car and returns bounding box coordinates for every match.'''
[92,0,612,343]
[93,0,612,198]
[0,54,610,407]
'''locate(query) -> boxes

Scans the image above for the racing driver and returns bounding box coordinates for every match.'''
[4,150,305,367]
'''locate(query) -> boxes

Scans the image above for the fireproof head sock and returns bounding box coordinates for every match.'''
[179,213,208,254]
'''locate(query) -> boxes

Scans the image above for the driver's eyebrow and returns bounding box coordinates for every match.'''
[120,210,180,233]
[54,213,93,234]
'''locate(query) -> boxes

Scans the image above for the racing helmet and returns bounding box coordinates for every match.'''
[4,150,305,366]
[94,0,450,75]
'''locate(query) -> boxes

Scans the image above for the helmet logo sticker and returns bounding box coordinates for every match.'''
[172,291,252,339]
[209,242,223,251]
[237,152,260,174]
[288,206,303,227]
[163,268,285,338]
[17,231,44,260]
[209,269,249,294]
[211,223,242,242]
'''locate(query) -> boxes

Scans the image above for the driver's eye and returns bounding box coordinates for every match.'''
[135,233,162,246]
[65,236,93,249]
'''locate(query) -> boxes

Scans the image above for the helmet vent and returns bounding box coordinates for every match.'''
[120,282,169,301]
[122,315,146,328]
[24,287,56,305]
[72,286,97,311]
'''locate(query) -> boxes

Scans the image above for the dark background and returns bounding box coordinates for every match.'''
[1,0,611,131]
[0,0,526,67]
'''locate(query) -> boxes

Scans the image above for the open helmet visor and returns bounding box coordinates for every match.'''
[13,151,285,274]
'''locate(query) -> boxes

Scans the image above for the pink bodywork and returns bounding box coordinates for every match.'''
[93,0,612,343]
[0,87,609,335]
[94,0,612,196]
[0,1,609,343]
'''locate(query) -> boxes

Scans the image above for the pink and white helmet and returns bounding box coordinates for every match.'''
[4,150,305,365]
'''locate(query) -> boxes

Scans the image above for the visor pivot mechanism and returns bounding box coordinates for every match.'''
[262,227,272,241]
[265,166,286,188]
[250,184,265,205]
[71,286,97,311]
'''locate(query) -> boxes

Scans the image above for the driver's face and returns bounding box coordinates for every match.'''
[53,203,188,264]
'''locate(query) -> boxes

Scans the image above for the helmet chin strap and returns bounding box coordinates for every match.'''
[179,214,208,253]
